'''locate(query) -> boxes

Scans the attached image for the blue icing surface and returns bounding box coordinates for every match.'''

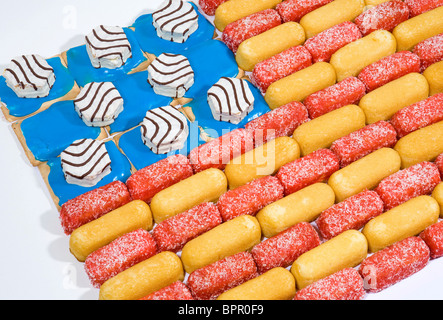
[185,80,271,139]
[183,39,240,99]
[108,71,172,134]
[0,56,76,118]
[109,40,239,134]
[132,2,215,56]
[46,140,132,206]
[20,100,102,162]
[65,28,148,87]
[118,120,204,171]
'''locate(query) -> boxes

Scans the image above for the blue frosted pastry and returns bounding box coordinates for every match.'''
[132,1,215,56]
[207,77,255,124]
[147,53,195,98]
[151,0,199,43]
[13,100,106,166]
[182,39,241,99]
[43,139,131,206]
[85,25,133,69]
[142,39,239,102]
[64,27,149,87]
[0,55,78,121]
[116,113,204,171]
[60,138,113,187]
[3,54,56,98]
[185,78,271,139]
[74,82,124,127]
[140,105,190,154]
[107,71,172,134]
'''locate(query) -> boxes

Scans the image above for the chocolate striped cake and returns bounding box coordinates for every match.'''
[141,105,189,154]
[60,139,112,187]
[3,54,55,98]
[207,77,255,124]
[74,82,124,127]
[85,25,132,69]
[152,0,199,43]
[147,53,194,98]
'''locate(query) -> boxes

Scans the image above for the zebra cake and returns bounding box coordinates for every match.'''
[85,25,132,69]
[140,105,189,154]
[147,53,194,98]
[207,77,255,124]
[3,54,56,98]
[74,82,124,127]
[60,138,112,187]
[152,0,199,43]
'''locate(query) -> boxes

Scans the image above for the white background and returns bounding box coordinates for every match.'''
[0,0,442,300]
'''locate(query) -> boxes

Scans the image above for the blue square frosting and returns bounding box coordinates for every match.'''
[0,56,77,118]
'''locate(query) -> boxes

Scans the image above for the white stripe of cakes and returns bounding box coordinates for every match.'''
[74,82,124,127]
[207,77,255,124]
[140,105,189,154]
[147,53,194,98]
[3,54,55,98]
[152,0,199,43]
[60,138,112,187]
[85,25,132,69]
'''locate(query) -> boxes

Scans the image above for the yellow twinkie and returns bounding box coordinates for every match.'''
[330,30,397,81]
[394,120,443,168]
[293,104,366,156]
[150,168,227,223]
[362,196,440,252]
[291,230,368,289]
[217,267,296,300]
[224,136,300,189]
[180,215,262,273]
[328,148,401,202]
[432,182,443,218]
[235,22,305,72]
[300,0,365,38]
[69,200,153,262]
[393,6,443,51]
[214,0,282,31]
[359,73,429,124]
[99,251,184,300]
[256,183,335,238]
[265,62,336,109]
[423,61,443,96]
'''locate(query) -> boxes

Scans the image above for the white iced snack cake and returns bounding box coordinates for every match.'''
[85,25,132,69]
[60,138,112,187]
[74,82,124,127]
[152,0,199,43]
[3,54,55,98]
[207,77,255,124]
[140,105,189,154]
[147,53,194,98]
